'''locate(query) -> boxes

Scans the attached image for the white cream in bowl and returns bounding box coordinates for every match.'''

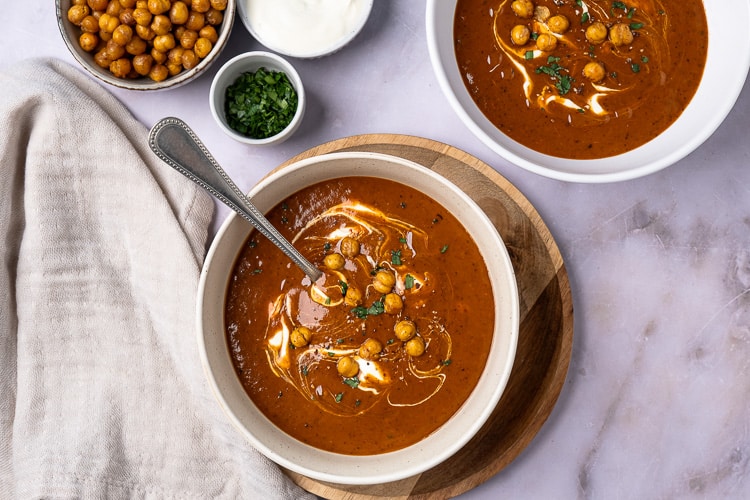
[240,0,373,58]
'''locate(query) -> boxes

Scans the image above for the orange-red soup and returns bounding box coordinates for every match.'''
[225,177,495,455]
[454,0,708,159]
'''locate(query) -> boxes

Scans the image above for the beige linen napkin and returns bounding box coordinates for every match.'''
[0,58,315,499]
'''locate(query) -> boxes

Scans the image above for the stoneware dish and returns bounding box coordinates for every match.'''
[56,0,235,91]
[237,0,373,58]
[426,0,750,183]
[197,151,520,485]
[209,51,306,145]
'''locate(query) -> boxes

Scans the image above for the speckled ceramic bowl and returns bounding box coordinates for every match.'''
[56,0,235,91]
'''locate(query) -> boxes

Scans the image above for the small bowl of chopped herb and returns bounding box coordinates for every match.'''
[209,51,305,145]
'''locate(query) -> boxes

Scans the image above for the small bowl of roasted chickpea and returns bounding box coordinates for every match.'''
[56,0,235,91]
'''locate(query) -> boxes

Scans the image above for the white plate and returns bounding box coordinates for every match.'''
[426,0,750,183]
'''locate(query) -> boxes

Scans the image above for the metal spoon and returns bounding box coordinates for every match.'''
[148,117,322,282]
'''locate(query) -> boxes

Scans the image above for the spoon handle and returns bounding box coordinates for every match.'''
[148,117,322,282]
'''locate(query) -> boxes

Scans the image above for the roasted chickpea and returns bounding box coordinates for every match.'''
[194,38,212,58]
[534,5,550,22]
[192,0,210,13]
[105,39,126,60]
[132,53,153,75]
[153,33,175,52]
[148,63,169,81]
[181,48,199,69]
[394,320,416,341]
[147,0,171,15]
[125,35,147,55]
[510,0,534,19]
[87,0,108,11]
[167,46,185,64]
[99,30,112,42]
[106,1,122,17]
[609,23,633,47]
[111,24,133,46]
[132,7,152,26]
[535,33,557,52]
[405,336,426,357]
[290,326,313,348]
[582,61,606,82]
[337,356,359,378]
[93,49,112,68]
[166,61,183,76]
[174,25,187,40]
[210,0,227,9]
[323,253,345,270]
[547,14,569,34]
[119,8,136,26]
[79,32,99,52]
[585,21,608,44]
[179,29,198,49]
[68,5,90,26]
[151,47,167,64]
[384,293,403,314]
[358,338,383,360]
[199,25,218,43]
[99,13,120,33]
[510,25,530,46]
[119,0,136,8]
[151,14,172,35]
[205,8,223,25]
[135,24,155,41]
[185,11,205,30]
[344,286,363,307]
[170,1,189,24]
[80,15,100,33]
[373,270,396,294]
[109,58,131,78]
[340,236,360,258]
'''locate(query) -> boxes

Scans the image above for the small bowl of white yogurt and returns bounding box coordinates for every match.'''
[238,0,373,58]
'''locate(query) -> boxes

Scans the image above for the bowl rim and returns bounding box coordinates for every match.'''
[196,151,520,484]
[55,0,236,91]
[236,0,374,58]
[426,0,750,183]
[208,51,306,145]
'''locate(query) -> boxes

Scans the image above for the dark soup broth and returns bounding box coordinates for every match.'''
[454,0,708,159]
[225,176,495,455]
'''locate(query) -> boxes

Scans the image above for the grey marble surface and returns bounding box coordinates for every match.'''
[7,1,750,498]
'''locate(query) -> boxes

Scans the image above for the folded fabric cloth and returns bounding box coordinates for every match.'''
[0,58,315,499]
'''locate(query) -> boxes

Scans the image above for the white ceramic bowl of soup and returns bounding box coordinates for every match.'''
[197,151,519,485]
[56,0,235,91]
[427,0,750,182]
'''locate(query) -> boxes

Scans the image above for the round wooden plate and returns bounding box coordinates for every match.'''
[276,134,574,499]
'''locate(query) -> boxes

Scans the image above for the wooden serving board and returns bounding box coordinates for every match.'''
[276,134,574,499]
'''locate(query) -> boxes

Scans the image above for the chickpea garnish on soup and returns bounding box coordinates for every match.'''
[225,177,495,455]
[454,0,708,159]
